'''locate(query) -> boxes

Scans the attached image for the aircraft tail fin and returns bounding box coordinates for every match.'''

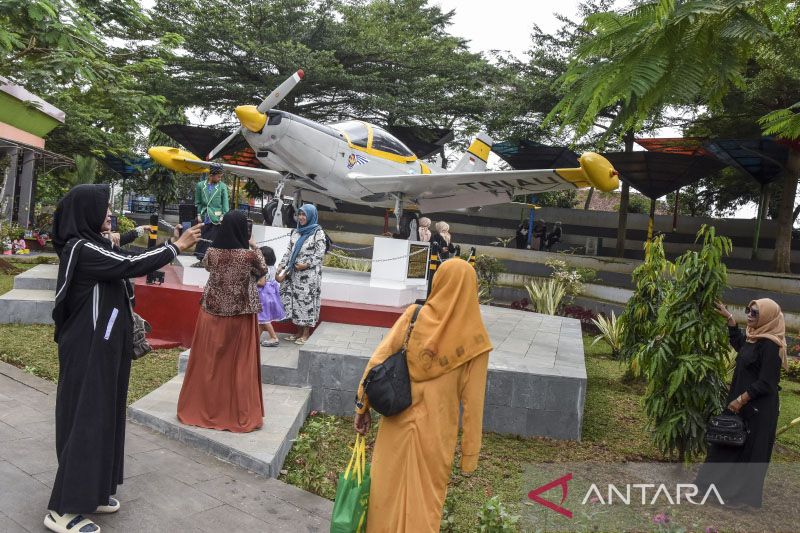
[452,132,493,173]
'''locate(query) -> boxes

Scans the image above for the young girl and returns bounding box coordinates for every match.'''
[257,246,285,347]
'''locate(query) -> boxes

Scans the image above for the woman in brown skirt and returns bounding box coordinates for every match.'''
[177,210,267,432]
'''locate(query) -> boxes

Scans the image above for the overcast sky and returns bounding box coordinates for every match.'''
[433,0,583,58]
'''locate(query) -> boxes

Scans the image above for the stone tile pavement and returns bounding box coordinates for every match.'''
[0,361,331,532]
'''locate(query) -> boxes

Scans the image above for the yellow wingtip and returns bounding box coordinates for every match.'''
[148,147,208,174]
[579,152,619,192]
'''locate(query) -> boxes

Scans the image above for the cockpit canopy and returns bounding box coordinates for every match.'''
[331,120,416,158]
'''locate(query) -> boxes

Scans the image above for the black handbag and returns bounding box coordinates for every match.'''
[705,409,756,447]
[358,305,423,417]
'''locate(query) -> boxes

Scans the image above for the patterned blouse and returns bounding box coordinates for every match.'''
[200,248,267,316]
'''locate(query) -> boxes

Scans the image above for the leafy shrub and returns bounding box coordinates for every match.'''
[591,311,624,357]
[0,222,25,240]
[116,214,136,235]
[782,359,800,382]
[525,278,567,315]
[619,235,672,375]
[535,189,578,208]
[619,194,651,214]
[545,258,596,301]
[474,254,505,304]
[562,305,600,334]
[640,225,732,461]
[34,209,54,231]
[440,491,458,532]
[477,496,519,532]
[511,298,530,311]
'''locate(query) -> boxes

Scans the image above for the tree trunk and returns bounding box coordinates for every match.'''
[615,130,635,258]
[584,187,594,210]
[772,147,800,273]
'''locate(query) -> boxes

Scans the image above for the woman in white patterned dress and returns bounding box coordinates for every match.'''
[276,204,327,344]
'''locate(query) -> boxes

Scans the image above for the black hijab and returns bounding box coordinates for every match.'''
[211,210,249,249]
[52,184,111,257]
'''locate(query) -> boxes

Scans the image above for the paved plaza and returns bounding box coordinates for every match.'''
[0,362,331,532]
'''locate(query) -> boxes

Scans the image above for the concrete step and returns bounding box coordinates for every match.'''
[0,289,54,324]
[13,264,58,290]
[179,342,307,387]
[128,375,311,478]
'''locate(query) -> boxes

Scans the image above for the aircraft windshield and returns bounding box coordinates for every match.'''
[371,127,415,158]
[331,121,368,148]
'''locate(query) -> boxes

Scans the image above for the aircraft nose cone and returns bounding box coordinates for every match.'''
[235,105,267,133]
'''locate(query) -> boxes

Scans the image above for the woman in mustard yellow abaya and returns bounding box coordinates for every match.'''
[354,258,493,533]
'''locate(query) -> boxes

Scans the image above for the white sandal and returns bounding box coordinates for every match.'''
[94,497,120,514]
[44,511,100,533]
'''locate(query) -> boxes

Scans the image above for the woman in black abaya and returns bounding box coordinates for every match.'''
[45,184,199,533]
[695,299,787,509]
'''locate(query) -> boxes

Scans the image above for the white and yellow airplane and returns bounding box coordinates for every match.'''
[148,69,619,227]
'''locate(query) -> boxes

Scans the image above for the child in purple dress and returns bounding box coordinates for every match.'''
[257,246,286,347]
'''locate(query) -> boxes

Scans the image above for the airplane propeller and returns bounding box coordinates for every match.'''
[206,69,305,160]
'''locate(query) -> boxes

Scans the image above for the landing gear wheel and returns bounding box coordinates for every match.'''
[261,199,296,227]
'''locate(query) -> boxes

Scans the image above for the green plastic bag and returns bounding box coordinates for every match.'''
[330,433,370,533]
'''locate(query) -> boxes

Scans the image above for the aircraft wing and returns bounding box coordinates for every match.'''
[351,153,617,193]
[148,147,282,180]
[179,158,283,182]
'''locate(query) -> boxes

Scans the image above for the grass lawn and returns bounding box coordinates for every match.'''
[0,324,182,405]
[1,313,799,530]
[0,260,36,296]
[277,339,800,532]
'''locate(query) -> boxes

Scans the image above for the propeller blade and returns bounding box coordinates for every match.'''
[256,69,304,113]
[206,126,242,160]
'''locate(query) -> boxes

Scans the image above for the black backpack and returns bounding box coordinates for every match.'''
[317,229,333,253]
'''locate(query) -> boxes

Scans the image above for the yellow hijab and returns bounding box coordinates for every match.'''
[406,258,493,381]
[746,298,788,370]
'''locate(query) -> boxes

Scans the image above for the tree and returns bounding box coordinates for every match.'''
[639,226,732,462]
[549,0,799,270]
[0,0,176,159]
[146,168,178,214]
[149,0,499,141]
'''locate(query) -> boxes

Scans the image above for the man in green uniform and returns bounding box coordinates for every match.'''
[194,163,230,258]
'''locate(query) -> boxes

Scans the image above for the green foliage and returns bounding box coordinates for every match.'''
[282,414,337,496]
[0,222,25,240]
[621,194,651,214]
[619,236,672,374]
[782,359,800,383]
[525,278,567,315]
[146,167,178,213]
[759,101,800,140]
[473,254,505,304]
[116,214,135,235]
[545,258,596,300]
[0,0,175,158]
[640,226,733,461]
[548,0,778,139]
[490,236,514,248]
[440,491,457,533]
[67,155,98,186]
[476,496,519,533]
[323,250,371,272]
[590,311,624,358]
[149,0,500,138]
[535,190,578,209]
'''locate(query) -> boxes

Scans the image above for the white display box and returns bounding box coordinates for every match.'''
[176,234,430,307]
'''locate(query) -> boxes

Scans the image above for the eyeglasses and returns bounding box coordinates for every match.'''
[745,306,759,318]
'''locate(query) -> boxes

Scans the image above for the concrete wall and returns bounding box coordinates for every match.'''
[318,201,800,270]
